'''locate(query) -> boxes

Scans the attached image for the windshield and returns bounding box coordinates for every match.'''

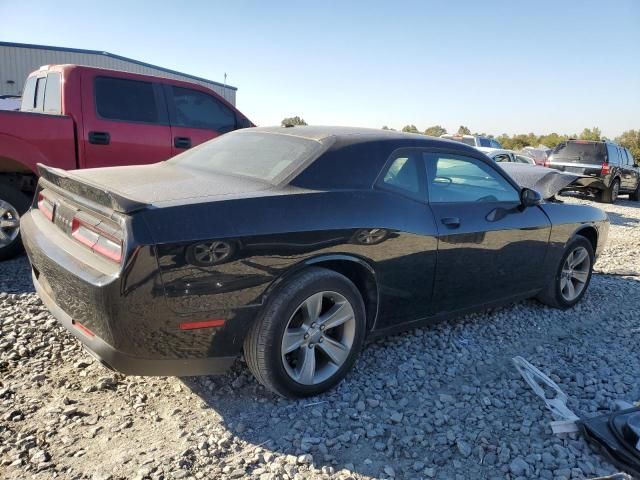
[167,131,327,183]
[552,141,606,164]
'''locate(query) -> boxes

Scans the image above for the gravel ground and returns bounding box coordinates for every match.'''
[1,195,639,480]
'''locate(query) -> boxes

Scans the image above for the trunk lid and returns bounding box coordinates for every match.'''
[48,163,274,211]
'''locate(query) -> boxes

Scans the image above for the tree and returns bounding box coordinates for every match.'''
[457,125,471,135]
[424,125,447,137]
[579,127,602,142]
[401,125,420,134]
[616,129,640,162]
[381,125,390,130]
[281,116,307,127]
[538,132,568,148]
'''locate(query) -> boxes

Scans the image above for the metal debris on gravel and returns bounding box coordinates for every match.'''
[1,195,639,479]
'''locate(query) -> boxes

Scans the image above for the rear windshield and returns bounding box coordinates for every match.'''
[167,131,328,183]
[442,135,476,146]
[552,141,606,164]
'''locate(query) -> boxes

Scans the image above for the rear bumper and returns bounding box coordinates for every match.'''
[33,272,236,376]
[21,209,252,377]
[571,176,608,191]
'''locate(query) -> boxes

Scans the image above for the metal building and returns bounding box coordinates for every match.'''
[0,41,237,105]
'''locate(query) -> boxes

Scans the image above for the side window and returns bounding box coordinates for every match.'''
[43,73,61,114]
[627,149,636,166]
[378,151,424,201]
[493,153,511,163]
[170,86,236,132]
[490,139,502,149]
[20,77,37,111]
[95,77,159,123]
[478,137,491,147]
[607,144,620,165]
[34,77,47,111]
[424,152,520,204]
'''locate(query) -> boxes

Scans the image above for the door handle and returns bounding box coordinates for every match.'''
[174,137,192,149]
[88,131,110,145]
[441,217,460,228]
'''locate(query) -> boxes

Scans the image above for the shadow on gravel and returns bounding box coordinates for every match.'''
[0,254,35,294]
[180,274,640,479]
[606,211,640,227]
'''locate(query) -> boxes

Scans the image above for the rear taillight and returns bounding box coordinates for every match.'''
[37,192,54,221]
[543,156,551,168]
[601,163,610,175]
[71,217,122,263]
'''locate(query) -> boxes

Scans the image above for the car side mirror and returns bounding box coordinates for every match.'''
[520,188,542,208]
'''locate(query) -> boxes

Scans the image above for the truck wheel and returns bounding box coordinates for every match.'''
[0,185,31,260]
[599,179,619,203]
[630,181,640,201]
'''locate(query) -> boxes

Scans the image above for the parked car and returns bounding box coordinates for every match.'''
[521,146,552,166]
[476,147,536,165]
[440,133,502,149]
[546,140,640,203]
[0,64,253,259]
[21,126,609,398]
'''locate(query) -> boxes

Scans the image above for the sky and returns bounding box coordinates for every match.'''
[1,0,638,138]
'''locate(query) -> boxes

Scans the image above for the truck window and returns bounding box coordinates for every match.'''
[169,86,236,132]
[478,137,492,147]
[43,73,62,114]
[35,77,47,111]
[95,77,159,123]
[20,77,37,111]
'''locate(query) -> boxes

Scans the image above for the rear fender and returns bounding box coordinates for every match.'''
[258,253,379,329]
[0,133,48,174]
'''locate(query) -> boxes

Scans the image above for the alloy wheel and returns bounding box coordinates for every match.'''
[192,241,232,265]
[281,291,356,385]
[560,246,590,302]
[612,182,619,202]
[354,228,387,245]
[0,200,21,248]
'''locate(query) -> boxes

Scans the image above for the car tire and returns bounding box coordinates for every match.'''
[630,181,640,201]
[0,185,30,261]
[244,267,366,398]
[536,236,594,309]
[599,178,619,203]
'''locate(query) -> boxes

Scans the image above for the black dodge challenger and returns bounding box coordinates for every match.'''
[21,126,609,397]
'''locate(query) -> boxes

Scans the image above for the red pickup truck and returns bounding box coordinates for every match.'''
[0,64,253,259]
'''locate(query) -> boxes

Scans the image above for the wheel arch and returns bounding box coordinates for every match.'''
[262,254,379,332]
[573,225,598,253]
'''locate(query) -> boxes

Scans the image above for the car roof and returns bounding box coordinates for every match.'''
[239,125,476,149]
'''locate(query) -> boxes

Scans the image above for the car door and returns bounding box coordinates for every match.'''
[424,150,551,313]
[165,84,238,156]
[81,72,173,168]
[619,148,636,190]
[625,148,640,190]
[371,150,439,329]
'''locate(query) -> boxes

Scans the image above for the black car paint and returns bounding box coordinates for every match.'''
[20,127,610,376]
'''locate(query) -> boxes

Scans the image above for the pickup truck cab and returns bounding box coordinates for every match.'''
[0,64,253,259]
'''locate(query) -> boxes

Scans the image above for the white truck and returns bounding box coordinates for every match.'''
[440,133,502,149]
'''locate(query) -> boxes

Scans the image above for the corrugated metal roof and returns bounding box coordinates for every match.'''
[0,41,237,91]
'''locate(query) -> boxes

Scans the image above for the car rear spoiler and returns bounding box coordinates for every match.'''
[37,164,150,214]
